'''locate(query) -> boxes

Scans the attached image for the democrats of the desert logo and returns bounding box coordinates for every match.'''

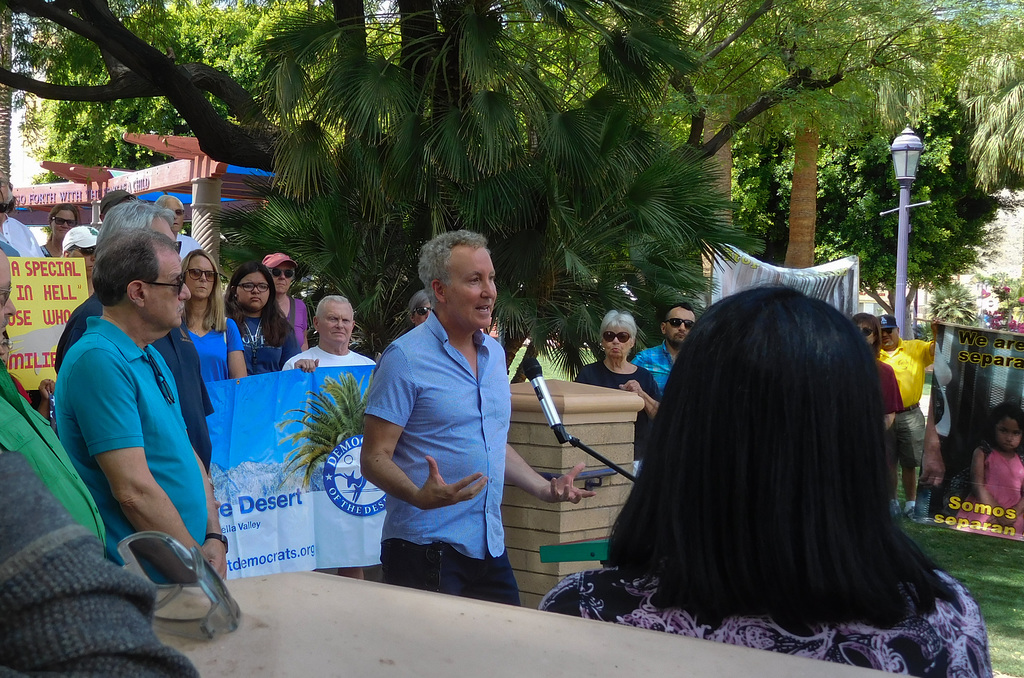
[322,435,385,516]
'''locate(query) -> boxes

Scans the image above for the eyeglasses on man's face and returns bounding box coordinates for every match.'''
[142,276,186,296]
[73,246,96,257]
[0,286,10,308]
[187,268,217,282]
[881,327,897,334]
[665,317,694,329]
[238,282,269,293]
[50,216,77,228]
[603,331,631,343]
[413,306,431,317]
[270,267,295,279]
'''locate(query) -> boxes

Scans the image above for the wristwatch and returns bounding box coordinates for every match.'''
[205,532,229,553]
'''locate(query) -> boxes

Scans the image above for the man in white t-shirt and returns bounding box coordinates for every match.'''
[0,173,45,257]
[283,295,375,371]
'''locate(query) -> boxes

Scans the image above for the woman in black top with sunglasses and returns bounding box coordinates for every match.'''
[225,262,299,375]
[262,252,309,351]
[576,310,660,462]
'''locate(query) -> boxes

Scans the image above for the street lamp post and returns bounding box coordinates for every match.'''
[890,127,924,340]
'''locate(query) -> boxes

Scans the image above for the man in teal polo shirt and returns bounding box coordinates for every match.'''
[56,230,226,575]
[0,249,104,543]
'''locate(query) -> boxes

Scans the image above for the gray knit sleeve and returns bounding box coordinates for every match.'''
[0,450,199,677]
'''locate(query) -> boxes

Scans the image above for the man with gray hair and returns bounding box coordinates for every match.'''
[54,201,215,470]
[283,295,375,371]
[362,229,593,604]
[56,229,226,574]
[155,195,201,258]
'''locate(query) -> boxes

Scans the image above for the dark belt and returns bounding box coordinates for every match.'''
[896,403,920,414]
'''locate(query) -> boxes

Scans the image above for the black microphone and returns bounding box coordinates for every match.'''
[522,357,572,444]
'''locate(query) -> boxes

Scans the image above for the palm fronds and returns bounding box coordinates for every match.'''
[280,373,371,488]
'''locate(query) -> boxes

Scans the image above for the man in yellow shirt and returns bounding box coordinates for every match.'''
[878,314,935,518]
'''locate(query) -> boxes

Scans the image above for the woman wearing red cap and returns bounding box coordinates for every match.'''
[262,253,309,351]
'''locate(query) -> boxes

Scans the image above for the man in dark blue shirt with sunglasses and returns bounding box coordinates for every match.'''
[634,302,696,393]
[56,228,226,576]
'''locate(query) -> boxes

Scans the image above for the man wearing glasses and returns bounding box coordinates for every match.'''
[0,248,105,543]
[55,202,215,472]
[878,313,936,519]
[634,302,697,393]
[56,229,227,576]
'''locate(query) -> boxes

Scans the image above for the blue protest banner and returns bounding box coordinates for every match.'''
[206,366,383,578]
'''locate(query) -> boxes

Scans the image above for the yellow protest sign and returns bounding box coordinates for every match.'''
[5,257,88,389]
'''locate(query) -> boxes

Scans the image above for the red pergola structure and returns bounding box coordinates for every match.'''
[11,134,270,257]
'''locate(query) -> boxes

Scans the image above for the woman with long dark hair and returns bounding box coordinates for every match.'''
[541,287,990,676]
[224,262,299,375]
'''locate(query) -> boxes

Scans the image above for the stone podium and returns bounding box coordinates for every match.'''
[504,379,642,608]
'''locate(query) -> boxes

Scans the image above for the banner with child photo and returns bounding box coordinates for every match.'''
[926,322,1024,541]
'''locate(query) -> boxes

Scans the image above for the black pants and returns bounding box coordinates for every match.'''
[380,539,520,606]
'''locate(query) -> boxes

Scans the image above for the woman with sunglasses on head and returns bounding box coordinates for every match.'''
[543,288,991,676]
[575,310,660,462]
[183,249,246,382]
[42,203,80,258]
[262,253,309,351]
[225,262,299,375]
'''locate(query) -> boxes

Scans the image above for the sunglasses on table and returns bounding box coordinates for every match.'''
[187,268,217,281]
[117,531,240,640]
[142,276,186,297]
[665,317,694,329]
[238,282,270,293]
[603,331,631,343]
[413,306,431,316]
[50,216,77,228]
[271,268,295,279]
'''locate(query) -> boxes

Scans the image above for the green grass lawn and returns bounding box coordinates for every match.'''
[901,521,1024,676]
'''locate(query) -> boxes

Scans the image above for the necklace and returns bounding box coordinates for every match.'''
[241,316,264,363]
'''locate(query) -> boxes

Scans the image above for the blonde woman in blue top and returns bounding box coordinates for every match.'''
[182,249,246,382]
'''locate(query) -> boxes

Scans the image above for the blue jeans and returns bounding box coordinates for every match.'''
[380,539,521,606]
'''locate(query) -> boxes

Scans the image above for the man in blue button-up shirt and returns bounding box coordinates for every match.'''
[363,230,593,605]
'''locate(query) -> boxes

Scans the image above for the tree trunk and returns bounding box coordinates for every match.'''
[0,10,12,178]
[784,124,819,268]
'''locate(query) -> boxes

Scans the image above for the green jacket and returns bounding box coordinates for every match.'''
[0,366,105,545]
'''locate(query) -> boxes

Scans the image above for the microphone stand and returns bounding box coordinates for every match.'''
[550,424,636,483]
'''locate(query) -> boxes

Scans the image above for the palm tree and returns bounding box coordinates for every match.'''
[929,282,977,326]
[784,124,819,268]
[280,373,370,488]
[222,0,756,372]
[961,53,1024,191]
